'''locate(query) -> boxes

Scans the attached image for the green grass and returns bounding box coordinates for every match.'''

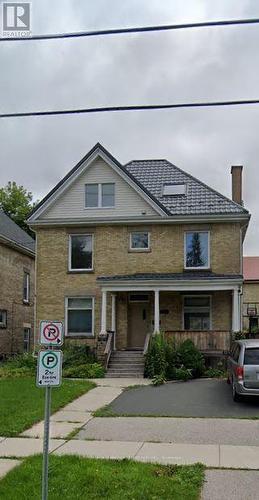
[0,377,95,436]
[0,455,204,500]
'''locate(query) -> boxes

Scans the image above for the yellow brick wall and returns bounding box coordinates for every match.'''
[35,222,240,347]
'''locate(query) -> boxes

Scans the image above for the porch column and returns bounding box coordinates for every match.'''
[111,293,116,349]
[154,289,160,334]
[232,287,241,332]
[100,290,107,336]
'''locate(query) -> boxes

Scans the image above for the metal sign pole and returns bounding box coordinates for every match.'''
[42,382,51,500]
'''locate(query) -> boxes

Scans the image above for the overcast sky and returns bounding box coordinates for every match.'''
[0,0,258,254]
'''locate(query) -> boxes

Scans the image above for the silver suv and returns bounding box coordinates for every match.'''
[227,340,259,401]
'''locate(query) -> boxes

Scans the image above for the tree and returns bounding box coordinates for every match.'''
[186,232,205,267]
[0,181,36,235]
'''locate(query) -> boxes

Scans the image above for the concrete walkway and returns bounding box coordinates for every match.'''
[202,470,259,500]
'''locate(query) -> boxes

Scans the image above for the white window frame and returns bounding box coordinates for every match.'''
[85,183,115,209]
[182,294,212,331]
[65,296,95,337]
[129,231,150,251]
[0,310,7,328]
[68,234,94,272]
[23,271,30,303]
[184,231,210,270]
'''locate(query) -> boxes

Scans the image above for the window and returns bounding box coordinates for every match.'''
[23,328,30,352]
[185,232,209,269]
[85,183,115,208]
[163,184,186,196]
[130,232,150,251]
[183,296,211,331]
[0,310,7,328]
[69,234,93,271]
[66,297,94,336]
[244,348,259,365]
[23,272,30,302]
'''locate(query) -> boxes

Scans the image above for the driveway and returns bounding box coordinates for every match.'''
[107,379,259,418]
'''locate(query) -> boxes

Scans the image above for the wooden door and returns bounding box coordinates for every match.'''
[128,302,150,348]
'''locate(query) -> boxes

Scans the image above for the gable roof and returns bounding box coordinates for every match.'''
[125,159,249,216]
[0,210,35,256]
[243,257,259,281]
[28,143,169,221]
[28,143,249,223]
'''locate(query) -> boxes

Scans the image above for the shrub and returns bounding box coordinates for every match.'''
[177,340,205,378]
[63,363,105,379]
[144,333,167,379]
[173,367,193,381]
[0,366,33,379]
[62,345,96,368]
[4,353,37,370]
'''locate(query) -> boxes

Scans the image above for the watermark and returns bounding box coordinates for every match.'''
[2,2,31,38]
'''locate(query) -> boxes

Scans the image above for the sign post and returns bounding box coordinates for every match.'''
[37,321,63,500]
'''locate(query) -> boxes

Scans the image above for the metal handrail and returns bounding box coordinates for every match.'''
[143,332,151,355]
[104,330,114,368]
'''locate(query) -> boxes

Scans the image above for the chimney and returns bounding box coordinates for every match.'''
[231,165,243,205]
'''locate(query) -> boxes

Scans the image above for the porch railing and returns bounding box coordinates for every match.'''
[165,330,231,351]
[104,330,114,369]
[143,332,151,355]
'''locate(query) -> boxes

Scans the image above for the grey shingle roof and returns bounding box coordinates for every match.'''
[97,272,243,282]
[0,210,35,254]
[125,159,248,216]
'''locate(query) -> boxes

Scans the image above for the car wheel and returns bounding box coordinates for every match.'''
[232,381,241,402]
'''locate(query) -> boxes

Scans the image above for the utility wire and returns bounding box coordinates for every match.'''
[1,17,259,41]
[1,99,259,119]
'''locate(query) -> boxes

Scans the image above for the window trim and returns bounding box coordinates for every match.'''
[85,182,115,209]
[65,296,95,337]
[184,231,210,270]
[23,271,30,303]
[0,310,7,329]
[129,231,150,252]
[182,294,212,331]
[68,234,94,272]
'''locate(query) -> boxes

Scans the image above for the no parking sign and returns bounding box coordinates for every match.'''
[40,320,63,346]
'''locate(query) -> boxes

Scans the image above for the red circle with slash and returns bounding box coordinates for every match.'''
[43,323,60,342]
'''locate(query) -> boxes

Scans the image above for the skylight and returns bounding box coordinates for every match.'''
[162,184,186,196]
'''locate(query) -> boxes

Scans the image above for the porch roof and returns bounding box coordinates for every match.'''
[97,272,243,288]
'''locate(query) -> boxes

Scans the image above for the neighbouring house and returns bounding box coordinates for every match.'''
[28,144,250,375]
[243,257,259,335]
[0,210,35,357]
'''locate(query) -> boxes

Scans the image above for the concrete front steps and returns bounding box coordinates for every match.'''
[106,350,145,378]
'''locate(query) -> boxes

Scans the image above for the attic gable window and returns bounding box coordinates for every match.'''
[85,183,115,208]
[162,184,186,196]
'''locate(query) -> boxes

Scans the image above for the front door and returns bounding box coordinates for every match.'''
[128,301,150,348]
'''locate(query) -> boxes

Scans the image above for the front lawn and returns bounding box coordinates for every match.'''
[0,455,204,500]
[0,378,95,436]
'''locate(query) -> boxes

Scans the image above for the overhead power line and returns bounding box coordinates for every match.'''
[1,99,259,119]
[1,17,259,42]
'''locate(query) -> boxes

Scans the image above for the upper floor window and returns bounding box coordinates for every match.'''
[23,328,31,352]
[185,231,209,269]
[23,271,30,303]
[130,231,150,251]
[69,234,93,271]
[85,183,115,208]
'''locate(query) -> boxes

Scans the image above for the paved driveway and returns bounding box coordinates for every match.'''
[108,379,259,418]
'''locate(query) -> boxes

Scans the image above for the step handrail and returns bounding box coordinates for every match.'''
[104,330,114,368]
[143,332,151,355]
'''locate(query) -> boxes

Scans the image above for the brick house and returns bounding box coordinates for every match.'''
[243,257,259,334]
[0,210,35,357]
[28,144,250,374]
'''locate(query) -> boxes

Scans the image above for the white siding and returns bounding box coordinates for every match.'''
[41,158,158,219]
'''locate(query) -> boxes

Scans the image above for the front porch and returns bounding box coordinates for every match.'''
[97,273,243,356]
